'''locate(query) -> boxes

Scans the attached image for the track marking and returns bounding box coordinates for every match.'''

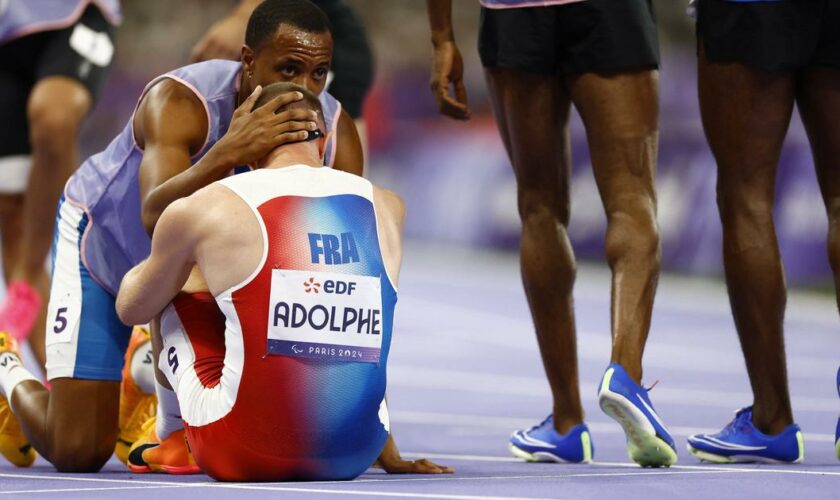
[0,485,199,495]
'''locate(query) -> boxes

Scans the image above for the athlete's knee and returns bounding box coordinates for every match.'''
[716,185,774,232]
[604,197,659,266]
[516,187,569,227]
[27,80,90,154]
[50,434,114,472]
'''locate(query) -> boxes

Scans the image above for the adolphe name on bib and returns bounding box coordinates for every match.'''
[266,269,383,363]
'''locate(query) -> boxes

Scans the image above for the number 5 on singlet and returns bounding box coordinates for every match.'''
[266,269,383,363]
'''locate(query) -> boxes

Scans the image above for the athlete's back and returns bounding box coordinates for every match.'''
[159,165,402,481]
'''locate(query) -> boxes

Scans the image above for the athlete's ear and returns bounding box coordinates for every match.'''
[241,45,255,77]
[318,131,334,163]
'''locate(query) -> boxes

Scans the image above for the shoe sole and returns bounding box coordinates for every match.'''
[686,442,803,465]
[129,463,201,474]
[508,435,593,464]
[598,376,676,468]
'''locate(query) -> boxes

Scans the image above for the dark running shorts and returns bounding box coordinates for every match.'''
[697,0,840,73]
[0,4,115,157]
[478,0,660,77]
[315,0,374,119]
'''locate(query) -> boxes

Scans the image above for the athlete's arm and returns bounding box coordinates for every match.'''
[426,0,471,120]
[137,80,317,235]
[375,433,454,474]
[332,109,364,176]
[373,186,405,285]
[191,0,261,62]
[116,199,198,325]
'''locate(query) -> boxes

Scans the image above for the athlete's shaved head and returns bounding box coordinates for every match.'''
[246,0,332,53]
[254,82,325,132]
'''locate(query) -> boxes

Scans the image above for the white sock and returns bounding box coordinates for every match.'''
[155,379,183,440]
[0,352,39,401]
[129,339,155,395]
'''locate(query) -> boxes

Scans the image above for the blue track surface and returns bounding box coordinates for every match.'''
[2,245,839,499]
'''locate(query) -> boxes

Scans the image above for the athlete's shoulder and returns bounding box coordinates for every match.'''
[373,185,405,219]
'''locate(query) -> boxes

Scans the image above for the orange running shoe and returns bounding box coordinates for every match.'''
[0,332,36,467]
[127,416,200,474]
[115,326,157,464]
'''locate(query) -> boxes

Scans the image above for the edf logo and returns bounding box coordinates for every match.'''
[308,232,360,265]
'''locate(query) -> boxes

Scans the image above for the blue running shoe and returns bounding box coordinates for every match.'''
[687,407,804,464]
[509,416,593,463]
[598,363,677,467]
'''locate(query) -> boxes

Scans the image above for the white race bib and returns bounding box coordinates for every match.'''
[266,269,383,363]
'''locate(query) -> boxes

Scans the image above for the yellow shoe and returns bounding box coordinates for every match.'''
[127,417,200,474]
[115,326,157,464]
[0,332,36,467]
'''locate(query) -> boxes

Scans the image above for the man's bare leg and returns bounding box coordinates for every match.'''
[10,378,120,471]
[1,77,90,362]
[796,67,840,313]
[569,69,660,384]
[484,67,583,434]
[698,47,796,435]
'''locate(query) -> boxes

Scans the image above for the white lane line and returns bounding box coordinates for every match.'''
[388,366,839,412]
[401,453,840,477]
[0,485,199,495]
[389,410,838,443]
[208,484,556,500]
[0,471,211,486]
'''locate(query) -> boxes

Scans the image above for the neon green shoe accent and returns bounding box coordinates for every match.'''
[835,438,840,461]
[508,443,538,462]
[794,431,805,464]
[581,431,593,463]
[599,367,614,394]
[687,444,735,464]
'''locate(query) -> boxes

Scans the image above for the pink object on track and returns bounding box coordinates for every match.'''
[0,281,42,341]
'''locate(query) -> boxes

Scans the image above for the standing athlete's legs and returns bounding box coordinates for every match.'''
[569,70,660,383]
[573,69,675,467]
[686,46,805,465]
[796,67,840,315]
[795,66,840,460]
[700,48,796,435]
[484,69,583,435]
[8,77,92,367]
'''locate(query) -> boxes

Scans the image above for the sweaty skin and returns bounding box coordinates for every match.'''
[117,126,452,476]
[6,24,363,473]
[427,0,661,435]
[698,45,840,435]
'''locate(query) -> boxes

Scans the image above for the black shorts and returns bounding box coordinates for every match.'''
[478,0,660,76]
[0,5,115,157]
[697,0,840,73]
[314,0,374,119]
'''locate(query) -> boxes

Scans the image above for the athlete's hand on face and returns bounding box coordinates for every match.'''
[191,13,247,62]
[216,86,319,167]
[430,40,471,121]
[372,456,455,475]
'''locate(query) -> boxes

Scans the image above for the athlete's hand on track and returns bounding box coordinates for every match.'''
[430,40,471,121]
[372,456,455,474]
[192,13,247,62]
[216,86,319,168]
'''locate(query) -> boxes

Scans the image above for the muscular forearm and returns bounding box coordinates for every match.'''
[141,146,236,235]
[427,0,455,45]
[116,263,158,325]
